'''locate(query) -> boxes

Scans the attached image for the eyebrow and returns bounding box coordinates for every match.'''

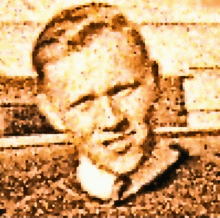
[69,80,141,108]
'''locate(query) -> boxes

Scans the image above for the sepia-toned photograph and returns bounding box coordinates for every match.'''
[0,0,219,216]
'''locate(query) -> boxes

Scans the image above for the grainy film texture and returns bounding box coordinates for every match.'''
[0,0,219,216]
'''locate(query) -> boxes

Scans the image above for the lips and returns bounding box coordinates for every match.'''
[116,142,132,154]
[102,135,124,146]
[102,130,136,154]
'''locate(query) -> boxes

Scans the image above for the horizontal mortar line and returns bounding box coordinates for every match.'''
[187,109,220,112]
[0,21,41,26]
[189,66,220,70]
[0,103,37,107]
[0,133,70,148]
[0,21,220,26]
[141,22,220,26]
[155,126,220,137]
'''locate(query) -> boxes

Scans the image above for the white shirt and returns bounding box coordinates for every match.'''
[76,142,180,201]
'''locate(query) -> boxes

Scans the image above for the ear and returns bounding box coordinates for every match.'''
[37,93,66,131]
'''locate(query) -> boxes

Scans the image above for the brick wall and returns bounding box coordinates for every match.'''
[0,77,58,136]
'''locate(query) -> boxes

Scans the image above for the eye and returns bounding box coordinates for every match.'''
[107,81,141,97]
[115,87,133,97]
[107,86,127,96]
[70,95,95,109]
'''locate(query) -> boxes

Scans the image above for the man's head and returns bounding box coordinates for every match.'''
[32,3,158,175]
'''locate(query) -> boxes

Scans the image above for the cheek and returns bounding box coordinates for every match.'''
[118,90,152,120]
[63,108,95,134]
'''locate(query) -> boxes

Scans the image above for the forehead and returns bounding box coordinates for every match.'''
[44,29,145,97]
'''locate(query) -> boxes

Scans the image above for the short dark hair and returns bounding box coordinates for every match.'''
[32,2,149,87]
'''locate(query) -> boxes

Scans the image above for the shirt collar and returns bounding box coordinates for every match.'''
[113,143,180,201]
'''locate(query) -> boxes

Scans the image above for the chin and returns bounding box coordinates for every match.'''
[107,150,143,175]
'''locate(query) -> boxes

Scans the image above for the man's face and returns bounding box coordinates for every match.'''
[43,29,156,174]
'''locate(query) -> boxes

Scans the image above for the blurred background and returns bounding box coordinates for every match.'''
[1,0,220,135]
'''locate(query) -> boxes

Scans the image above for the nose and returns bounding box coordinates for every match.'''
[97,96,128,132]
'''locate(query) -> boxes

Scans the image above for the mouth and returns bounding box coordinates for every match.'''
[102,130,136,154]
